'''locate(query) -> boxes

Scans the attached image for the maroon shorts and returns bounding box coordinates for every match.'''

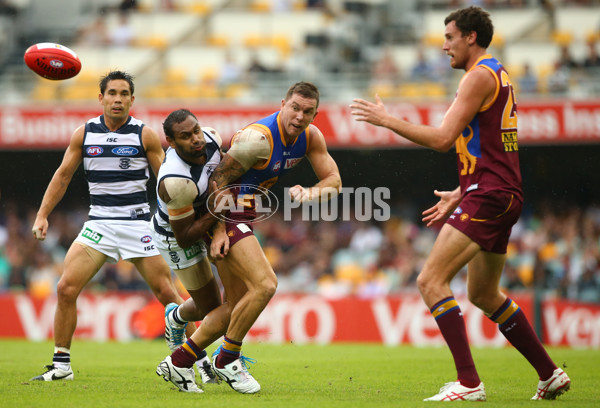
[204,205,257,249]
[446,190,522,254]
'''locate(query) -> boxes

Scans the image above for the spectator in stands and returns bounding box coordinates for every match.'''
[583,41,600,69]
[371,46,400,86]
[109,11,135,48]
[77,14,109,47]
[547,61,570,94]
[410,47,434,82]
[517,62,539,94]
[218,51,243,87]
[556,44,579,70]
[246,53,270,75]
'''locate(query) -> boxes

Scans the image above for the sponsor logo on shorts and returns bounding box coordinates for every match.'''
[86,146,103,156]
[169,251,180,263]
[140,235,152,243]
[81,227,103,243]
[112,146,139,156]
[183,243,202,260]
[460,213,470,222]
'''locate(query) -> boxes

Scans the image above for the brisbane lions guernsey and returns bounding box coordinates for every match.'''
[153,130,220,238]
[82,115,151,221]
[235,111,309,198]
[455,55,522,201]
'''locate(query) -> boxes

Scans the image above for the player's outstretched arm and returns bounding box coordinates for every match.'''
[350,68,495,152]
[32,126,84,240]
[290,125,341,203]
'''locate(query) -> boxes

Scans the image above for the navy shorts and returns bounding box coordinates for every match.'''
[446,190,522,254]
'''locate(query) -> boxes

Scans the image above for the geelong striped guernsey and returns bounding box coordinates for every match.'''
[82,115,151,221]
[153,130,220,238]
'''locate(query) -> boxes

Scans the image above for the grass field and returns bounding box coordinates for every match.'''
[1,339,596,407]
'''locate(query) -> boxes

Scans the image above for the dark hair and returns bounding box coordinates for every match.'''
[99,70,135,95]
[162,109,197,139]
[285,81,320,108]
[444,6,494,49]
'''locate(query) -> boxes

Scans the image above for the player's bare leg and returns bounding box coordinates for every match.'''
[31,243,105,381]
[209,235,277,393]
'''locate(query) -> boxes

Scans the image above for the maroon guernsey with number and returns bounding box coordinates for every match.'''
[454,54,522,202]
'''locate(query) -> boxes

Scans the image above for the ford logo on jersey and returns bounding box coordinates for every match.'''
[112,146,139,156]
[140,235,153,243]
[86,146,103,156]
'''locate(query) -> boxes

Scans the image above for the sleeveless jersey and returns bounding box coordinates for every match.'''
[153,130,220,238]
[455,55,522,201]
[235,111,309,198]
[82,115,151,221]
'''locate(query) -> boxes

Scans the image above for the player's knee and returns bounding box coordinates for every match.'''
[56,279,80,303]
[153,283,180,306]
[257,274,277,303]
[416,272,431,295]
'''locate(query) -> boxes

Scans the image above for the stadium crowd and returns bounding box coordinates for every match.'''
[1,198,599,303]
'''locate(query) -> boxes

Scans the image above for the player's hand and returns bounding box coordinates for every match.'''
[349,94,388,127]
[421,189,461,227]
[32,218,48,240]
[210,222,229,259]
[289,184,310,203]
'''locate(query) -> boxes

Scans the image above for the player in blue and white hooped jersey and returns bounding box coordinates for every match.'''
[30,71,190,382]
[151,109,229,389]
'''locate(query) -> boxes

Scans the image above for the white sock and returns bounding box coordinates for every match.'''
[174,306,188,326]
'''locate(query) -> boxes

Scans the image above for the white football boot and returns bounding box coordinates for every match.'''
[531,368,571,400]
[424,381,486,401]
[156,356,202,393]
[212,356,260,394]
[31,364,74,381]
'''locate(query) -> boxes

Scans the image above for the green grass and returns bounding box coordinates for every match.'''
[0,339,596,407]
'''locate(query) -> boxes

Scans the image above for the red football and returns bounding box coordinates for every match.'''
[24,42,82,80]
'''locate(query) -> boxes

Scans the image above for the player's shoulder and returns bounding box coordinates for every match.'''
[202,126,222,147]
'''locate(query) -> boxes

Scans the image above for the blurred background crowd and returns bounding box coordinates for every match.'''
[2,197,600,304]
[0,0,599,304]
[0,0,599,103]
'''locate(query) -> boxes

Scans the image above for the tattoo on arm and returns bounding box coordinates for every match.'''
[210,156,246,188]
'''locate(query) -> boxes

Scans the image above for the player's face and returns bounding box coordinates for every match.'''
[100,79,134,122]
[443,21,471,70]
[168,116,207,163]
[280,93,318,141]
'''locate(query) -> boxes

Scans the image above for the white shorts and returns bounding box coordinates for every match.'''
[74,220,161,264]
[151,229,208,270]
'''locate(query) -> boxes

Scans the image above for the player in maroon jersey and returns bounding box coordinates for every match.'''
[351,6,570,402]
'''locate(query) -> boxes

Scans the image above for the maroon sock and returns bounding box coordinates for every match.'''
[171,339,202,368]
[490,298,556,380]
[431,297,480,388]
[215,336,242,368]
